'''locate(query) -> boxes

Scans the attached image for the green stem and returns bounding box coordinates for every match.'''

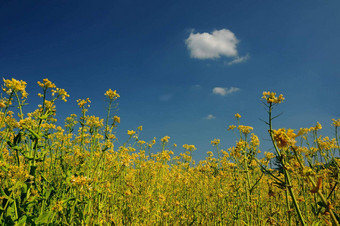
[268,103,306,226]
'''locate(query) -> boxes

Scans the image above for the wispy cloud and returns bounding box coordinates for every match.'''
[226,53,250,66]
[159,94,173,101]
[212,87,240,96]
[185,29,249,65]
[205,114,216,120]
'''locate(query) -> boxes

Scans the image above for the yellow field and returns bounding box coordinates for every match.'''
[0,78,339,225]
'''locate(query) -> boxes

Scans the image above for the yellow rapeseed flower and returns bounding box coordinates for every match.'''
[127,130,136,136]
[161,136,170,143]
[105,89,120,100]
[211,139,220,146]
[3,78,28,98]
[264,152,275,160]
[235,113,241,119]
[332,119,340,127]
[250,133,260,147]
[37,78,56,89]
[77,98,91,108]
[238,125,253,134]
[272,128,296,148]
[228,125,236,131]
[51,88,70,102]
[183,144,196,151]
[113,116,120,123]
[262,91,284,104]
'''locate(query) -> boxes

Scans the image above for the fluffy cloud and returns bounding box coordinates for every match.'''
[206,114,216,120]
[185,29,248,65]
[185,29,239,59]
[212,87,240,96]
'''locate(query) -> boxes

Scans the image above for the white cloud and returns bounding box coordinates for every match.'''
[185,29,239,59]
[206,114,216,120]
[212,87,240,96]
[226,53,250,66]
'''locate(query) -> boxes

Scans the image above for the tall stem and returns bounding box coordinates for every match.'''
[268,103,306,226]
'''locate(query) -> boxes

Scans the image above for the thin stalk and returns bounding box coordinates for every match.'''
[268,103,306,226]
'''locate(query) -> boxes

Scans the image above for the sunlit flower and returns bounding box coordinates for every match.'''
[161,136,170,143]
[37,78,56,89]
[262,91,284,104]
[183,144,196,151]
[3,78,28,98]
[238,125,253,134]
[272,128,296,148]
[77,98,91,108]
[332,118,340,127]
[211,139,220,146]
[105,89,120,100]
[113,116,120,123]
[250,133,260,147]
[228,125,236,131]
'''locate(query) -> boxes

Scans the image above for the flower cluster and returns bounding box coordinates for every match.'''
[238,125,253,134]
[2,78,28,98]
[105,89,120,100]
[161,136,170,143]
[272,128,296,148]
[262,91,284,104]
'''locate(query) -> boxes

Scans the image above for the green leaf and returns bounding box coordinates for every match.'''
[311,221,321,226]
[16,215,27,226]
[13,132,22,145]
[35,211,52,224]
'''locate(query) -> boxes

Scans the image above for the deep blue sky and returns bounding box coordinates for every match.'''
[1,0,339,160]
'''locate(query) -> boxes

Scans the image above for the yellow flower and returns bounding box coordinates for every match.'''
[105,89,120,100]
[315,122,322,130]
[262,91,284,104]
[228,125,236,131]
[37,78,56,89]
[272,128,296,148]
[332,119,340,127]
[161,136,170,143]
[264,152,275,160]
[127,130,136,136]
[3,78,28,98]
[238,125,253,134]
[113,116,120,123]
[77,98,91,108]
[183,144,196,151]
[235,113,241,119]
[211,139,220,146]
[51,88,69,102]
[138,126,143,131]
[296,128,310,137]
[250,133,260,147]
[138,140,146,145]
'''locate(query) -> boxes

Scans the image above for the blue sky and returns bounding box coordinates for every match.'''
[1,0,339,160]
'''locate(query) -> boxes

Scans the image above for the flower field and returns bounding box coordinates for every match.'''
[0,78,339,225]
